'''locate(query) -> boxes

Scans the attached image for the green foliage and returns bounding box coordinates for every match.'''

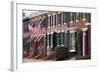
[75,55,91,60]
[54,46,68,61]
[75,30,81,44]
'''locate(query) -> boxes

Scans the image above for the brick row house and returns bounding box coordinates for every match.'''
[23,11,91,61]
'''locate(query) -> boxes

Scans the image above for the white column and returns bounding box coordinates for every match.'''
[61,12,63,25]
[76,13,79,22]
[56,14,57,26]
[83,13,86,21]
[64,30,67,47]
[47,33,50,56]
[51,15,52,27]
[83,31,85,56]
[58,12,61,26]
[72,32,75,51]
[48,15,50,28]
[69,30,75,52]
[47,33,49,48]
[82,28,88,56]
[61,30,64,46]
[70,12,73,23]
[53,13,55,27]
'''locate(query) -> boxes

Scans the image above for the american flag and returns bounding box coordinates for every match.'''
[34,24,41,33]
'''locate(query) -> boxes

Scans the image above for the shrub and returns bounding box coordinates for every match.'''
[54,46,68,61]
[75,55,91,60]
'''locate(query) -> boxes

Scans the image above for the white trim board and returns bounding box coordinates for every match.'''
[11,1,97,71]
